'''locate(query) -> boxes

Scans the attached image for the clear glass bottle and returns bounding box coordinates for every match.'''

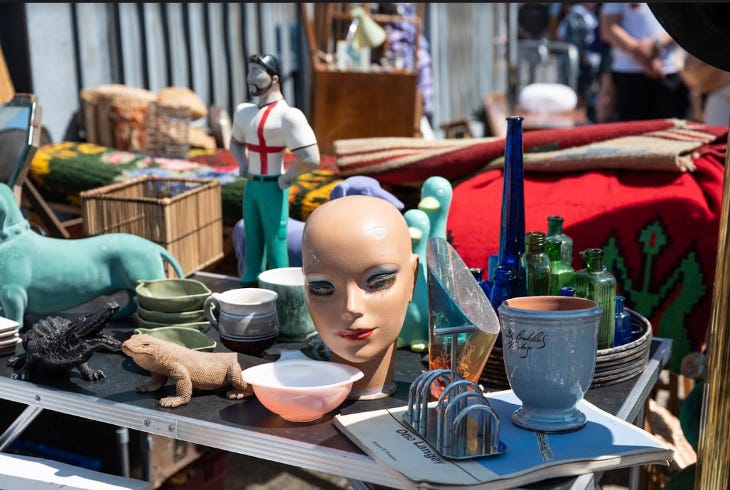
[497,116,526,296]
[546,238,574,295]
[520,231,551,296]
[547,215,574,267]
[574,248,616,350]
[613,295,633,347]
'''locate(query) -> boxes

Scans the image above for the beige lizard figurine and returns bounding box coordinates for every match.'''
[121,333,256,408]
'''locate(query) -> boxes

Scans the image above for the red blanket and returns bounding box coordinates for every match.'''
[447,125,728,372]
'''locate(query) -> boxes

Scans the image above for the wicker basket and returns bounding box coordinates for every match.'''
[80,176,224,277]
[145,102,191,158]
[80,84,156,149]
[480,308,653,390]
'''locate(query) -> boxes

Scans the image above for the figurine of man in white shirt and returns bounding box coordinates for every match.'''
[230,53,320,286]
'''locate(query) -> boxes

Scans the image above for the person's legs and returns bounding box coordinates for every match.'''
[260,182,290,272]
[595,71,616,122]
[241,183,266,285]
[612,72,652,121]
[650,73,689,120]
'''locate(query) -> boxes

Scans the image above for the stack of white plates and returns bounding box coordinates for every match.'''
[0,316,21,356]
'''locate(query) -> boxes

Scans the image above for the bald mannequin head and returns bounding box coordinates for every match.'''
[302,195,418,399]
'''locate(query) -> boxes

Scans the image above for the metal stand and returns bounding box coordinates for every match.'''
[402,325,506,460]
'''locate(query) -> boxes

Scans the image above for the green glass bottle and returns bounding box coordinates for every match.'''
[547,215,574,267]
[546,238,574,295]
[520,231,551,296]
[573,248,616,350]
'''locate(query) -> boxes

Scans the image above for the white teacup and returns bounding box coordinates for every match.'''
[204,288,279,340]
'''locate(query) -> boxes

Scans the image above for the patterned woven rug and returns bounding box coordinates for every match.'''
[334,119,726,186]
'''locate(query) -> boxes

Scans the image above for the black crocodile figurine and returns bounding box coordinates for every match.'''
[7,301,122,382]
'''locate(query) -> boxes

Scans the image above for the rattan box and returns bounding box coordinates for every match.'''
[80,176,223,277]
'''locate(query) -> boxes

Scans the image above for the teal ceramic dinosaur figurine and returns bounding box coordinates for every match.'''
[399,208,430,352]
[398,177,454,353]
[418,176,453,241]
[0,183,183,331]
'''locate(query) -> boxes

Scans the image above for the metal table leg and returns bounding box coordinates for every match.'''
[0,405,43,452]
[628,403,647,490]
[345,478,372,490]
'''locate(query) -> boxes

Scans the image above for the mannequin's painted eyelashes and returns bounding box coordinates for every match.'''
[307,271,398,296]
[307,280,334,296]
[367,271,397,291]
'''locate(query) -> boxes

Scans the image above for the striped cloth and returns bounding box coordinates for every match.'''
[487,123,721,173]
[333,119,727,187]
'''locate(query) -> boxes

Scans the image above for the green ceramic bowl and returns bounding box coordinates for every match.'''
[135,315,211,333]
[137,303,207,324]
[135,279,212,313]
[134,326,216,352]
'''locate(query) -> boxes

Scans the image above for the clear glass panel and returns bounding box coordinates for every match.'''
[427,237,500,394]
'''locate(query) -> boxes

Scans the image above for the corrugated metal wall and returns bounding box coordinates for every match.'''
[22,3,506,142]
[428,3,504,133]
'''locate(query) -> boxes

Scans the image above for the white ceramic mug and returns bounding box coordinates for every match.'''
[258,267,316,341]
[204,288,279,340]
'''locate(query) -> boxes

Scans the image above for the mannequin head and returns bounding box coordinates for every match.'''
[301,195,418,399]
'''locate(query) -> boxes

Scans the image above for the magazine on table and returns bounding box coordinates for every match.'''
[334,390,673,489]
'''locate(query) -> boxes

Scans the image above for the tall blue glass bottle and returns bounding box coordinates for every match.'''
[497,116,526,297]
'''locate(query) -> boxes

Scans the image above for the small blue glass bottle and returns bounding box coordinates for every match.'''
[470,267,491,299]
[613,295,633,346]
[560,286,576,297]
[490,266,514,349]
[489,266,515,311]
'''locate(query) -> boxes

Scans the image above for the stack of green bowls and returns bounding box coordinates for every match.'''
[134,278,212,332]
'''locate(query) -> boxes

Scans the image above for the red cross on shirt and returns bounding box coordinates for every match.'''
[246,100,285,174]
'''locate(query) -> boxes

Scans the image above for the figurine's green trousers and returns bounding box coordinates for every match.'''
[241,179,290,284]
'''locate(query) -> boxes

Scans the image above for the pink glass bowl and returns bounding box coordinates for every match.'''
[241,350,364,422]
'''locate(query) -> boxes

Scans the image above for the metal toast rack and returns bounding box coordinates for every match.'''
[402,328,507,459]
[401,238,507,460]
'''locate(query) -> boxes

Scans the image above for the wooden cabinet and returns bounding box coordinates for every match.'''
[301,3,423,154]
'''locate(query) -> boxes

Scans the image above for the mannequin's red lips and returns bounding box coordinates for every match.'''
[337,329,374,340]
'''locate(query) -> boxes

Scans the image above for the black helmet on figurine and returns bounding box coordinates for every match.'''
[249,53,281,79]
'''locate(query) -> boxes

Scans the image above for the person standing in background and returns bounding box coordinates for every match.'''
[600,3,688,121]
[556,3,601,116]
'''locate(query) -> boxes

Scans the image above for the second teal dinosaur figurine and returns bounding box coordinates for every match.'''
[398,176,454,352]
[399,208,430,352]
